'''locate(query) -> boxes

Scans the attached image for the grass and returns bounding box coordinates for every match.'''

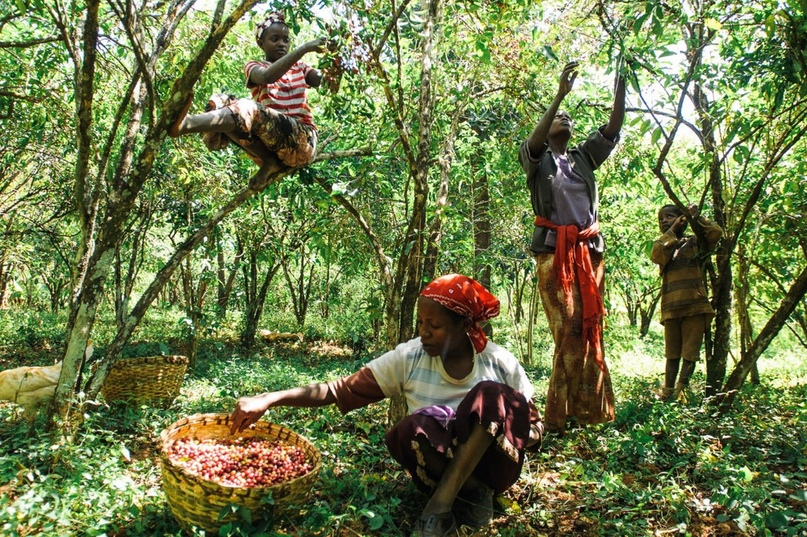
[1,327,806,536]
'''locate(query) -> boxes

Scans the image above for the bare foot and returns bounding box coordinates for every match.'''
[248,160,284,191]
[168,93,194,138]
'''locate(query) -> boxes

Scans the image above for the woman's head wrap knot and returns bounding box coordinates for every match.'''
[420,274,500,353]
[255,12,286,43]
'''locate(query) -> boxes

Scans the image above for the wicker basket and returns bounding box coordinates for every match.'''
[101,355,188,408]
[160,413,321,535]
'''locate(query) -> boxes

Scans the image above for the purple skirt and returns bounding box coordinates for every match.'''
[385,381,531,494]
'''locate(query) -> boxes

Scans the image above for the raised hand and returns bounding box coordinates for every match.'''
[304,37,328,54]
[672,214,688,233]
[558,61,579,99]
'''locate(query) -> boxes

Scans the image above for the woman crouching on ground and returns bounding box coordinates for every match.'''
[229,274,543,537]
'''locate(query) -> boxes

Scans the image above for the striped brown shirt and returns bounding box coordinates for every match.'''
[651,219,723,324]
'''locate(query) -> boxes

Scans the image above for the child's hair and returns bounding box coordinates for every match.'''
[255,12,287,43]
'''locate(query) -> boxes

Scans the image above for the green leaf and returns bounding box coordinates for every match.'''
[260,490,276,506]
[237,505,252,524]
[765,14,776,39]
[217,504,237,522]
[766,511,790,529]
[643,239,655,258]
[653,18,663,37]
[540,45,559,62]
[790,490,807,501]
[476,40,491,63]
[738,466,756,482]
[360,508,385,530]
[633,13,650,35]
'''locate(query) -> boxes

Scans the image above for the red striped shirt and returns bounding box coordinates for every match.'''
[244,60,315,127]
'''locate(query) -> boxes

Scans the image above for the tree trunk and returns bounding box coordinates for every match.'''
[179,253,210,370]
[525,268,541,367]
[689,75,732,397]
[735,244,760,385]
[473,169,492,338]
[53,0,268,428]
[216,231,241,318]
[321,233,331,320]
[281,245,315,328]
[115,202,151,329]
[242,250,280,348]
[473,171,492,286]
[639,289,660,339]
[0,213,14,309]
[0,261,10,310]
[718,263,807,412]
[422,82,466,286]
[386,0,442,428]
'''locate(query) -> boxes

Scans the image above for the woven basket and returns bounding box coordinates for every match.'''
[101,355,188,408]
[160,413,321,535]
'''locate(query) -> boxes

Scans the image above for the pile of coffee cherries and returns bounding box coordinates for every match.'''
[166,436,313,488]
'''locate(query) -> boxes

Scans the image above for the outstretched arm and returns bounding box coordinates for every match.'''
[229,381,335,434]
[526,61,578,155]
[250,37,327,86]
[601,73,626,142]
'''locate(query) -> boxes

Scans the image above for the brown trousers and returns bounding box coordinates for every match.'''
[663,314,709,362]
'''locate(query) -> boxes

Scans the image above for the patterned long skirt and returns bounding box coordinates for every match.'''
[385,381,531,495]
[535,252,615,432]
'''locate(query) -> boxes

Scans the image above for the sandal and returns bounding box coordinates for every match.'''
[412,511,457,537]
[454,485,494,527]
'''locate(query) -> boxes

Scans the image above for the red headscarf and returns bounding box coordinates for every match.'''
[419,274,500,353]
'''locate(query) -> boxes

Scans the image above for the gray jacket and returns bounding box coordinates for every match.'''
[519,127,618,255]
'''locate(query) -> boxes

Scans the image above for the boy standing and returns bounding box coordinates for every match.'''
[651,204,723,401]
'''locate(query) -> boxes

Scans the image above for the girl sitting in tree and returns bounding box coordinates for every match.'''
[169,12,326,191]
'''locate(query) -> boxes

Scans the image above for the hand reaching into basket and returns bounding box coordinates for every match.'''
[229,383,336,435]
[229,393,275,434]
